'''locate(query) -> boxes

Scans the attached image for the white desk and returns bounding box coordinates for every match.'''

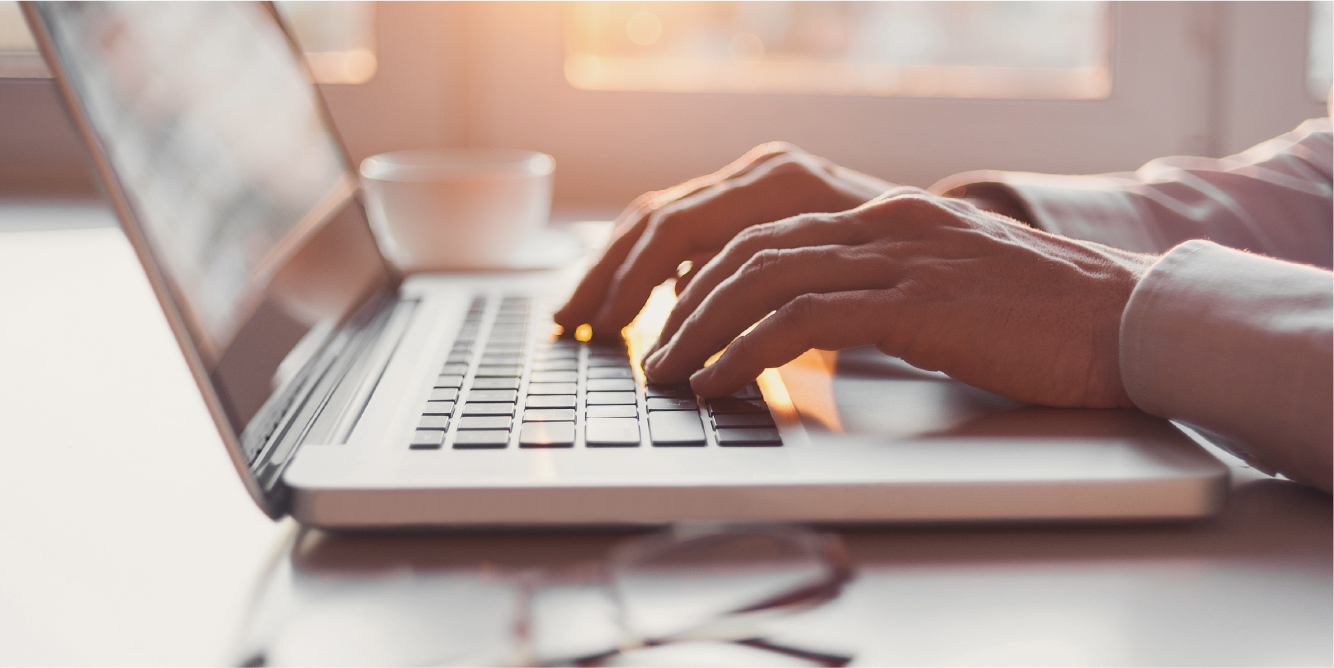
[0,200,1328,666]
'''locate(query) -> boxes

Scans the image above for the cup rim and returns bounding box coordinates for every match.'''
[360,148,554,183]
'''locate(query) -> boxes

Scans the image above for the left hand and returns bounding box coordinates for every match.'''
[641,187,1158,408]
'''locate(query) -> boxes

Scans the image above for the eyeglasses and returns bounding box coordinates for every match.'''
[519,523,854,667]
[244,523,854,667]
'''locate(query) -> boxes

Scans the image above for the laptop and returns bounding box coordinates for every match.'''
[26,2,1228,528]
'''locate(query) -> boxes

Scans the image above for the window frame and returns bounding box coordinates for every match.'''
[0,1,1326,205]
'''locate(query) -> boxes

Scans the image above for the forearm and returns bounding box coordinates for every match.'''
[931,118,1333,268]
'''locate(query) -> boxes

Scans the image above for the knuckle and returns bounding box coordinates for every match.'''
[629,190,659,210]
[780,293,826,348]
[760,153,820,179]
[755,140,800,158]
[643,201,687,236]
[738,248,780,278]
[732,222,772,246]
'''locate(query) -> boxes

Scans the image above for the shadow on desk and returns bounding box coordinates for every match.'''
[235,476,1330,666]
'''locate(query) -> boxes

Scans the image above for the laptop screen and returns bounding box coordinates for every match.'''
[30,3,395,446]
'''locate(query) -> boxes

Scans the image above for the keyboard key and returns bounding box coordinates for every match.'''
[454,430,510,449]
[410,429,446,449]
[586,404,637,418]
[648,397,697,411]
[532,370,577,383]
[523,408,576,422]
[535,348,578,360]
[712,413,775,428]
[588,378,635,392]
[519,422,575,448]
[476,365,523,378]
[588,357,632,368]
[587,391,637,405]
[458,415,512,430]
[473,377,521,390]
[446,352,470,365]
[469,389,519,403]
[486,344,525,355]
[462,402,515,416]
[588,367,634,379]
[730,384,764,400]
[430,388,460,402]
[422,401,454,415]
[586,418,640,447]
[534,358,577,371]
[649,411,706,446]
[480,355,524,366]
[646,383,694,398]
[707,398,769,415]
[435,375,465,388]
[716,427,782,446]
[526,395,576,408]
[529,382,577,395]
[440,363,468,376]
[418,415,450,430]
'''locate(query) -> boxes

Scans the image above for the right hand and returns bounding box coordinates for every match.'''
[553,142,892,337]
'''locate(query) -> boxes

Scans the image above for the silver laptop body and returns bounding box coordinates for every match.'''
[27,2,1228,529]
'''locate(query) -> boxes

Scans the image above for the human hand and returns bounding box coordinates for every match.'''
[553,143,892,336]
[642,188,1158,408]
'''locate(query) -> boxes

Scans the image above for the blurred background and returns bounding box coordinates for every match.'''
[1,1,1329,211]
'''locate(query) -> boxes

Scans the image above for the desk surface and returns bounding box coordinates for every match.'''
[0,200,1329,666]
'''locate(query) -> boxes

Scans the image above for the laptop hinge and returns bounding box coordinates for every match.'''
[246,293,418,513]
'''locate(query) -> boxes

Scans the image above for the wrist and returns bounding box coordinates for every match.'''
[943,182,1034,227]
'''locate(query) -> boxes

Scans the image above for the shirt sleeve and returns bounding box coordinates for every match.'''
[932,119,1334,491]
[931,118,1333,270]
[1120,240,1333,492]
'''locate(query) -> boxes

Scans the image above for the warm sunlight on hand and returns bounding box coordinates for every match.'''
[641,188,1159,408]
[553,142,892,337]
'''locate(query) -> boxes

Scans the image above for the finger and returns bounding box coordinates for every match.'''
[673,252,717,297]
[553,198,658,329]
[644,243,898,383]
[668,141,806,200]
[591,154,863,334]
[558,144,804,331]
[688,290,900,397]
[648,212,869,358]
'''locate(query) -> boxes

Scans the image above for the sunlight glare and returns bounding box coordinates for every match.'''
[626,11,663,46]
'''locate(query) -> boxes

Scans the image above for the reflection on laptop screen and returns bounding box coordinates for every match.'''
[39,2,355,361]
[33,2,394,447]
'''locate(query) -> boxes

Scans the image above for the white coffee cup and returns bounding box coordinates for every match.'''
[359,148,555,272]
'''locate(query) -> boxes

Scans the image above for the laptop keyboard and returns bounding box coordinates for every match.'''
[409,294,782,450]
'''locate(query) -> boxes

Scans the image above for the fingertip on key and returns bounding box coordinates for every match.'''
[551,302,584,329]
[688,365,715,392]
[642,348,664,376]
